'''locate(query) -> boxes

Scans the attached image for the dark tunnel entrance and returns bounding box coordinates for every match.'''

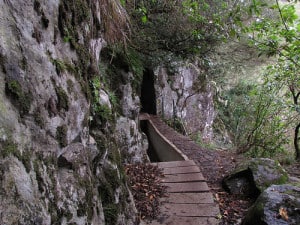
[140,68,156,115]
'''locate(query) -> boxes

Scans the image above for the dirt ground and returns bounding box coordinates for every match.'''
[199,149,300,225]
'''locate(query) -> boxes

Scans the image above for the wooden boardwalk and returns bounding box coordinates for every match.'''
[149,160,220,225]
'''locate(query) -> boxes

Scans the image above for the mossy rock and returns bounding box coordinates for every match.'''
[223,158,289,196]
[0,139,19,158]
[242,184,300,225]
[5,80,32,116]
[55,86,69,111]
[56,125,68,147]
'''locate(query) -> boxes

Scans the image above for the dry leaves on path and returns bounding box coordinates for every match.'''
[125,164,167,221]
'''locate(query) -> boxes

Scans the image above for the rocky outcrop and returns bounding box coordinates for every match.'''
[0,0,146,224]
[155,60,215,142]
[242,184,300,225]
[223,158,289,197]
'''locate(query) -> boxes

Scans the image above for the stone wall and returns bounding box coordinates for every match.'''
[155,60,215,142]
[0,0,147,224]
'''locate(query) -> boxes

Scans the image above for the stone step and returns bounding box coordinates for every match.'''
[159,203,220,217]
[162,193,215,204]
[149,216,219,225]
[165,181,209,193]
[152,160,196,168]
[162,172,205,183]
[163,165,201,175]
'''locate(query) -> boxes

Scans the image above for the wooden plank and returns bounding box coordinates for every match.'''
[152,160,196,168]
[149,216,218,225]
[163,166,201,175]
[159,203,220,217]
[165,182,209,193]
[162,173,205,183]
[162,193,215,204]
[149,216,219,225]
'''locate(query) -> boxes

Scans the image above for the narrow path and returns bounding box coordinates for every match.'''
[149,160,219,225]
[148,115,228,189]
[141,114,221,224]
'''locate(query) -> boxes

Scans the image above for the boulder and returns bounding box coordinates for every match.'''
[223,158,288,197]
[242,184,300,225]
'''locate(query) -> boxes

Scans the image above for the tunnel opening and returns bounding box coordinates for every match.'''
[140,68,156,115]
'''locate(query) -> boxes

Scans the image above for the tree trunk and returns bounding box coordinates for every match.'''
[289,87,299,160]
[295,122,300,161]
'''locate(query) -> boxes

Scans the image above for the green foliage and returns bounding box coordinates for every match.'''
[89,76,118,123]
[190,131,215,149]
[103,204,119,224]
[0,137,32,172]
[100,45,144,94]
[241,0,300,159]
[216,79,296,157]
[51,58,76,75]
[164,117,186,135]
[62,28,72,43]
[119,0,125,7]
[126,0,238,59]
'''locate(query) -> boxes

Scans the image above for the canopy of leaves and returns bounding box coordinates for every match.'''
[226,0,300,158]
[124,0,243,64]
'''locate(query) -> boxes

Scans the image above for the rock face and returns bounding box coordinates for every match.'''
[154,60,215,142]
[223,158,288,197]
[0,0,146,224]
[242,184,300,225]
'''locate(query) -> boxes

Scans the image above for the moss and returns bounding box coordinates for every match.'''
[56,125,68,147]
[51,58,67,75]
[33,107,45,128]
[84,184,94,221]
[93,104,113,123]
[5,80,32,116]
[21,150,32,173]
[103,204,119,225]
[104,167,121,190]
[0,139,19,158]
[276,173,289,185]
[273,163,289,186]
[33,160,45,193]
[55,86,69,111]
[58,0,93,100]
[19,57,28,71]
[98,182,120,225]
[254,202,265,215]
[65,62,76,74]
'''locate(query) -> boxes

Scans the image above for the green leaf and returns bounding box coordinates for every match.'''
[141,15,147,23]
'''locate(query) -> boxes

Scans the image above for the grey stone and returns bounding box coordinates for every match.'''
[155,61,215,142]
[0,0,143,224]
[223,158,289,197]
[242,184,300,225]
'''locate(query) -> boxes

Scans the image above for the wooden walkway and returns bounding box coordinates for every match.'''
[149,160,220,225]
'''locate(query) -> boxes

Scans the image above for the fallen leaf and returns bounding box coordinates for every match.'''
[279,207,288,221]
